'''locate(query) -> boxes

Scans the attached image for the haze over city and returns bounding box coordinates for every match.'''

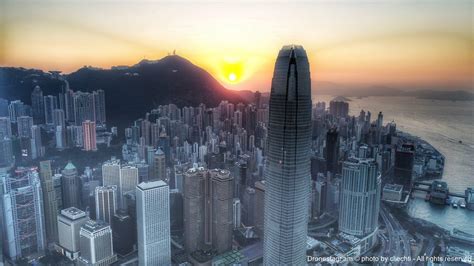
[1,0,472,92]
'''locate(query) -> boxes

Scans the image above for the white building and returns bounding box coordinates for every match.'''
[77,220,117,266]
[136,180,171,265]
[57,207,89,260]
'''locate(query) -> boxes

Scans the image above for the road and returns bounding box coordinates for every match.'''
[379,204,412,265]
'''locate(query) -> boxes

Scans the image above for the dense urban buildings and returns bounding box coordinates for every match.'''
[0,43,472,266]
[263,45,312,265]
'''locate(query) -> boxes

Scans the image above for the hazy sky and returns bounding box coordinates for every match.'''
[1,0,472,91]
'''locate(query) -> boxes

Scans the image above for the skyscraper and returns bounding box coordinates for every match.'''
[339,158,381,253]
[263,45,312,265]
[82,120,97,151]
[153,148,166,181]
[44,95,58,125]
[31,86,45,124]
[77,220,117,266]
[61,162,81,208]
[17,115,33,138]
[136,180,171,265]
[183,168,234,254]
[102,158,122,208]
[95,186,117,225]
[326,128,339,175]
[39,160,59,245]
[31,125,44,159]
[0,116,12,139]
[0,167,46,260]
[120,165,139,206]
[57,207,89,260]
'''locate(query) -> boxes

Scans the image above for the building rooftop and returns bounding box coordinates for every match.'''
[64,162,76,170]
[61,207,87,220]
[81,219,109,232]
[383,184,403,192]
[137,180,167,190]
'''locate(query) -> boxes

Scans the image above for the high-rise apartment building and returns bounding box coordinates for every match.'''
[31,86,45,124]
[82,120,97,151]
[44,95,58,125]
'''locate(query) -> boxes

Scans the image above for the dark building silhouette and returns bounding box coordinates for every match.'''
[394,143,415,190]
[326,128,339,175]
[112,209,135,256]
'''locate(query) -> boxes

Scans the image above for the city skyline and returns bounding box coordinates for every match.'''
[1,1,472,92]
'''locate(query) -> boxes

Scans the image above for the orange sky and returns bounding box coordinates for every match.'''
[1,1,472,92]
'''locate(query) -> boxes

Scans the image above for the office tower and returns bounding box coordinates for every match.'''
[61,162,81,208]
[376,111,383,129]
[263,45,312,265]
[233,198,241,229]
[95,186,117,225]
[57,207,89,260]
[31,86,45,124]
[254,180,265,237]
[52,174,64,210]
[93,90,106,125]
[0,167,46,260]
[136,180,171,265]
[8,100,30,123]
[111,209,135,256]
[339,158,381,253]
[329,98,349,117]
[82,120,97,151]
[77,220,117,266]
[183,168,234,254]
[102,158,121,207]
[0,137,14,168]
[39,161,59,245]
[120,165,138,206]
[31,125,44,159]
[17,115,33,138]
[394,143,415,190]
[326,128,339,175]
[53,109,66,128]
[0,117,12,139]
[81,179,100,214]
[153,148,166,181]
[43,95,58,125]
[73,91,95,126]
[242,187,255,226]
[169,189,184,233]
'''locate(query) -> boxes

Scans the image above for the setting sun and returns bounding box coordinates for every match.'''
[228,73,237,82]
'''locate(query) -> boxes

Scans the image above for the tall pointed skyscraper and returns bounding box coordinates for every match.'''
[263,45,312,265]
